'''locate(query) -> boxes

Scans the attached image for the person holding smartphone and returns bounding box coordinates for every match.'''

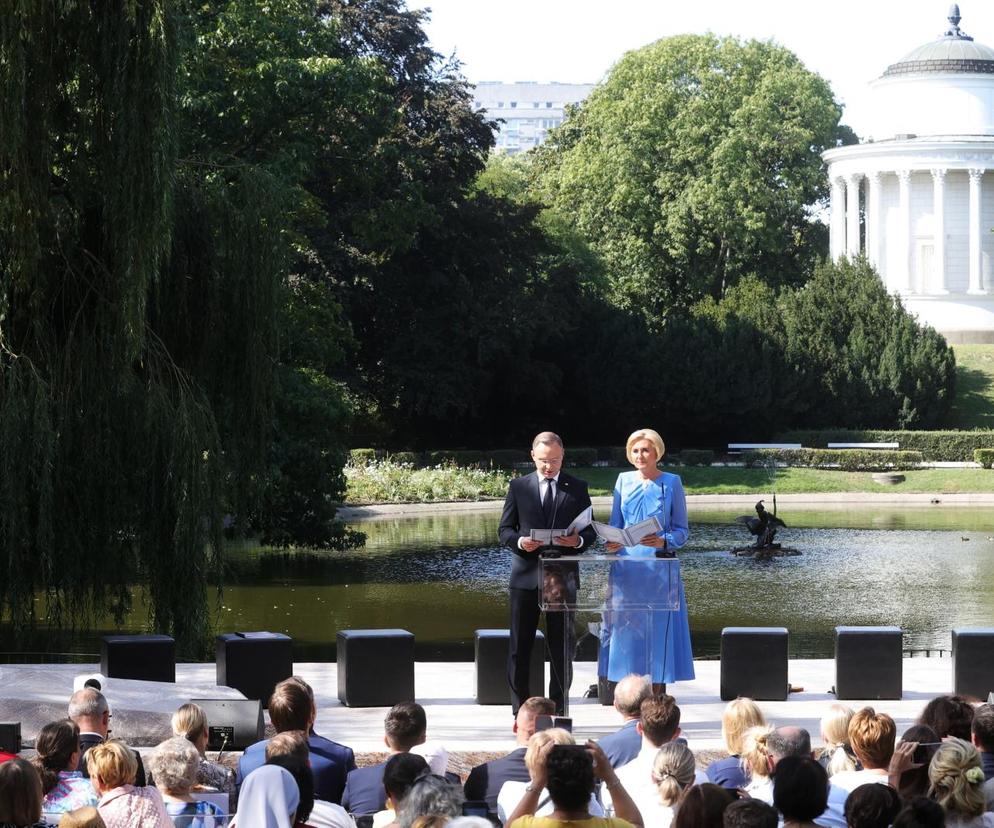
[505,741,642,828]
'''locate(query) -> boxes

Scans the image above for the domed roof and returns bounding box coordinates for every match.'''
[883,5,994,77]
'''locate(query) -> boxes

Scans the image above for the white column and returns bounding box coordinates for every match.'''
[830,175,846,260]
[897,169,913,293]
[969,168,985,294]
[846,174,862,257]
[866,172,882,269]
[931,168,948,294]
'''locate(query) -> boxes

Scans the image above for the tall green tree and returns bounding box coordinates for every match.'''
[535,34,848,323]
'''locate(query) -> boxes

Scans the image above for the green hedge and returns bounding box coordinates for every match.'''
[568,447,598,466]
[349,448,379,465]
[389,451,423,466]
[488,449,529,467]
[975,449,994,469]
[777,430,994,462]
[742,448,924,471]
[426,450,486,467]
[679,449,714,467]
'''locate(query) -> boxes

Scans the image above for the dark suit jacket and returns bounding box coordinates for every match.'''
[77,733,146,786]
[498,471,596,590]
[598,719,642,769]
[342,761,387,815]
[463,746,529,814]
[238,732,356,804]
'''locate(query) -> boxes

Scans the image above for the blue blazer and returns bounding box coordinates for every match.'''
[342,761,387,815]
[238,732,356,804]
[597,720,642,769]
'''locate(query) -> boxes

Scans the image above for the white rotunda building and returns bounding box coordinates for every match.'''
[824,5,994,342]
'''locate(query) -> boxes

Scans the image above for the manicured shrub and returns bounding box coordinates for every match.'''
[567,447,597,466]
[349,448,378,465]
[742,448,923,471]
[389,451,422,466]
[679,449,714,466]
[975,448,994,469]
[777,430,994,462]
[488,449,529,468]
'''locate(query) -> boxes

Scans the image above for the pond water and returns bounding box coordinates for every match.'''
[214,504,994,661]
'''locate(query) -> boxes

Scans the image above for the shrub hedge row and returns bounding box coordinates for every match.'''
[974,449,994,469]
[742,448,924,471]
[777,430,994,462]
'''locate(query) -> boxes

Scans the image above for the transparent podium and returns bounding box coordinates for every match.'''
[540,554,681,715]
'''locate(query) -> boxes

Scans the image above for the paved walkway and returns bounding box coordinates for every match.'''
[0,657,956,755]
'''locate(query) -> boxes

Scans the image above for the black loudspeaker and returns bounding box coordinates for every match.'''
[100,634,175,683]
[835,626,903,700]
[216,632,293,707]
[0,723,21,753]
[720,627,789,701]
[952,628,994,700]
[474,629,545,705]
[189,698,264,751]
[337,629,415,707]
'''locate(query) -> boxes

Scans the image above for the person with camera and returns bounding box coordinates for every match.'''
[505,740,642,828]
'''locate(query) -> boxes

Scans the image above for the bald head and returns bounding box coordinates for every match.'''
[768,726,811,765]
[69,688,110,737]
[614,674,652,719]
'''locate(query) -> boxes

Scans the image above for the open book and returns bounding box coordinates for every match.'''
[591,516,662,546]
[529,506,593,543]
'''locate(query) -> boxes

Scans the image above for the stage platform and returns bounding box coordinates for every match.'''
[0,656,958,767]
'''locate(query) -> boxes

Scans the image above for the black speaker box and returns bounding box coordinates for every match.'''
[189,698,264,751]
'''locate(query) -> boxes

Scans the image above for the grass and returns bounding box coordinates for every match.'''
[944,344,994,429]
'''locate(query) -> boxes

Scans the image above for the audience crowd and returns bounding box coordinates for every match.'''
[1,678,993,828]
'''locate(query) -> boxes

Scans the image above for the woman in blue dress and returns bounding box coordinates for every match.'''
[600,428,694,693]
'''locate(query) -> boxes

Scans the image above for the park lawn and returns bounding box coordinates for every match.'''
[945,344,994,429]
[577,466,994,496]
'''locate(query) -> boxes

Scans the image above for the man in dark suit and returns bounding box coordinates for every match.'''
[69,687,147,785]
[597,673,651,768]
[463,696,555,814]
[499,432,596,714]
[341,701,426,815]
[238,676,356,804]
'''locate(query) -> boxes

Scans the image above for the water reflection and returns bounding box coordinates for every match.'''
[215,505,994,660]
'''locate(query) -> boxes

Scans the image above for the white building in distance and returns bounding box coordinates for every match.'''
[824,5,994,342]
[472,81,594,155]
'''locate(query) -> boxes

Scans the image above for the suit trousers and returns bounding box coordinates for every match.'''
[508,586,574,714]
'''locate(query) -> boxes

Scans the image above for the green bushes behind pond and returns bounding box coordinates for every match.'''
[778,430,994,462]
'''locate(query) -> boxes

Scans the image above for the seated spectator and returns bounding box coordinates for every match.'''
[506,742,642,828]
[238,678,356,805]
[497,729,603,825]
[708,698,765,789]
[343,703,427,816]
[673,783,735,828]
[970,704,994,781]
[649,741,697,828]
[818,705,859,778]
[56,807,106,828]
[374,753,429,828]
[86,739,171,828]
[598,675,652,769]
[398,776,463,828]
[830,708,896,793]
[895,725,940,801]
[919,697,974,742]
[265,731,353,828]
[743,726,812,805]
[68,690,145,787]
[843,781,900,828]
[31,719,99,817]
[232,764,300,828]
[147,736,224,826]
[723,799,778,828]
[606,694,706,814]
[170,704,236,800]
[892,797,945,828]
[927,738,993,828]
[463,697,555,815]
[0,758,47,828]
[773,757,830,828]
[741,726,775,801]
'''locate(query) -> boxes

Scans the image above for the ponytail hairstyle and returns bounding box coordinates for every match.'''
[927,737,987,818]
[652,742,696,807]
[31,719,80,795]
[741,725,775,781]
[818,704,857,776]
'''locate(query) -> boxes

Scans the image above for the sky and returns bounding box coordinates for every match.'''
[407,0,994,138]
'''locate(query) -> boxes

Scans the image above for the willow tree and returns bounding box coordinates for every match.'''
[0,2,284,655]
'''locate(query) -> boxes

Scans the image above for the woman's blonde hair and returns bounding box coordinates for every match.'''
[740,725,775,780]
[524,727,574,775]
[721,698,765,756]
[928,737,987,818]
[85,739,138,789]
[171,703,207,743]
[626,429,665,462]
[652,741,696,807]
[818,704,856,776]
[148,736,199,795]
[58,806,107,828]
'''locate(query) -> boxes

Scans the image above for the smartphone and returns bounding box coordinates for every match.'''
[535,715,573,733]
